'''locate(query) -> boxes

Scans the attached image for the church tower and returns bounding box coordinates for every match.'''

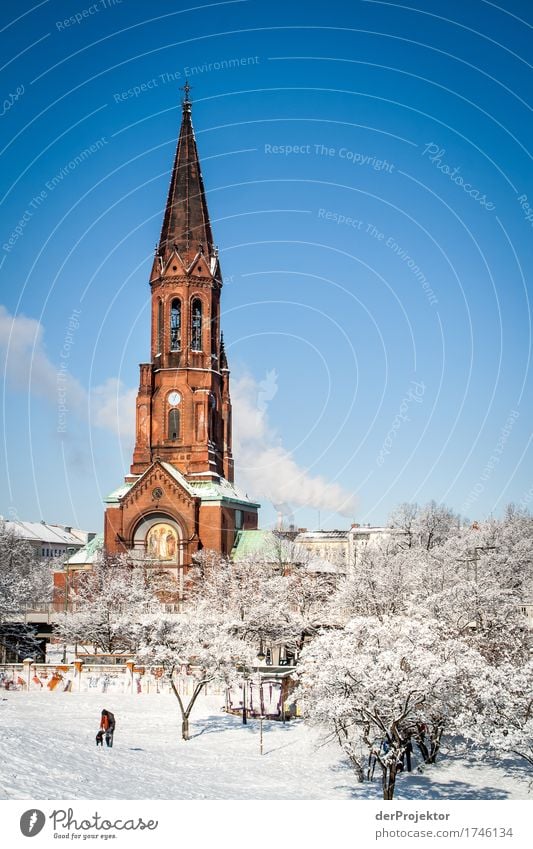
[131,83,233,483]
[104,85,259,575]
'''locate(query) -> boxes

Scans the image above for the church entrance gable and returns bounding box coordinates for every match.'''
[120,461,199,548]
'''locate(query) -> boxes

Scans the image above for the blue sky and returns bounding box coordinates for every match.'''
[1,0,532,533]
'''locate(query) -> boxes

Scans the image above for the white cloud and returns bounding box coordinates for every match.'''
[90,377,137,439]
[232,372,358,517]
[1,307,357,517]
[0,306,134,439]
[0,305,85,410]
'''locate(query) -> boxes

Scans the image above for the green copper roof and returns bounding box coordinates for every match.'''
[162,461,259,506]
[189,479,260,508]
[105,462,259,509]
[231,530,276,560]
[104,481,136,504]
[67,533,104,565]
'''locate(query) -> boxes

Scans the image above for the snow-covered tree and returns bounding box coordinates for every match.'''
[187,550,270,624]
[336,540,424,623]
[387,502,419,548]
[53,553,167,656]
[299,616,489,800]
[0,523,53,659]
[283,558,342,639]
[0,524,52,619]
[421,520,531,664]
[137,615,257,739]
[452,659,533,772]
[416,500,461,550]
[388,501,460,550]
[187,546,339,659]
[488,508,532,607]
[489,662,533,770]
[338,511,530,665]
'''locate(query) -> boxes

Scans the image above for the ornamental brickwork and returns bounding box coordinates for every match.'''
[104,88,259,571]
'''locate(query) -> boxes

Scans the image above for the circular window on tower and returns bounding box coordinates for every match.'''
[167,391,181,406]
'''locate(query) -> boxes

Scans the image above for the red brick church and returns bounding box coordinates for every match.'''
[103,85,259,577]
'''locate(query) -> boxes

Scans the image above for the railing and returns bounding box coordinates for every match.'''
[5,602,183,621]
[23,603,52,613]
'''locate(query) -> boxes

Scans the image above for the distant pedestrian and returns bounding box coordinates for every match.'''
[96,709,115,747]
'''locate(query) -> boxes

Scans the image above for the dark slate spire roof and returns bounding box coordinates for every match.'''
[158,84,214,263]
[220,331,228,370]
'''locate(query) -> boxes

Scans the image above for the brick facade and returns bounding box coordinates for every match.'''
[104,89,259,571]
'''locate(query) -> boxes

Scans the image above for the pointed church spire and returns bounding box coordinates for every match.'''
[220,331,228,370]
[157,83,214,262]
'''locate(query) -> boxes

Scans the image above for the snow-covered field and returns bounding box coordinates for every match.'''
[0,691,530,800]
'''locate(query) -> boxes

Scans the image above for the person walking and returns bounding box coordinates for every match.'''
[96,709,116,747]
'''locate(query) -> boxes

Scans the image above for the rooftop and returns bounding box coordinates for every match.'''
[67,533,104,565]
[295,530,349,540]
[1,519,90,547]
[105,461,259,509]
[232,530,277,560]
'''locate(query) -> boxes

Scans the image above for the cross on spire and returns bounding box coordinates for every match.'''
[181,80,192,110]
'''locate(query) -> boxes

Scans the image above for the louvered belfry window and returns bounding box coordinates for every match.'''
[191,298,202,351]
[170,298,181,350]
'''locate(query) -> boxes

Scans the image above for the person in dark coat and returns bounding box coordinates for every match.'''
[96,709,116,747]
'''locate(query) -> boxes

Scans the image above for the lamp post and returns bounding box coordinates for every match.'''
[61,564,70,664]
[257,639,266,719]
[242,667,249,725]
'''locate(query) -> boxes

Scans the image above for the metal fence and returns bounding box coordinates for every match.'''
[6,602,182,621]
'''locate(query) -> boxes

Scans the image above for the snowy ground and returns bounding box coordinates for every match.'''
[0,691,530,800]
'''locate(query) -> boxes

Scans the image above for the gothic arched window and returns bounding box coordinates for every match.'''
[170,298,181,351]
[157,299,164,354]
[168,408,180,440]
[191,298,202,351]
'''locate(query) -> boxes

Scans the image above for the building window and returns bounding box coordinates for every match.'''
[168,408,180,440]
[235,509,243,529]
[157,299,164,354]
[191,298,202,351]
[170,298,181,351]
